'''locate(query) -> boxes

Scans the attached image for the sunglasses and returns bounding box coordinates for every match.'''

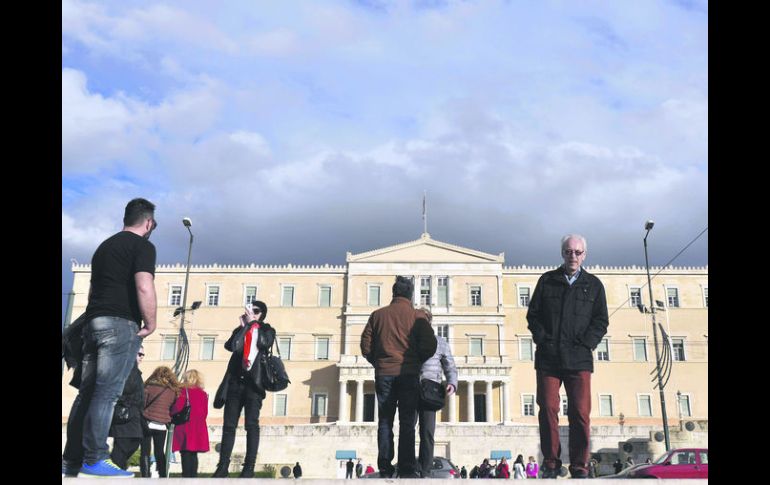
[137,352,145,357]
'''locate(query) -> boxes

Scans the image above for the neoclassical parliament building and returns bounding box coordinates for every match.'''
[62,234,707,477]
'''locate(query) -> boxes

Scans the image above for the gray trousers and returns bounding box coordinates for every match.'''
[418,408,437,477]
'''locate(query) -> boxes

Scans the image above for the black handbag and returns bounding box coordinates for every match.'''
[213,375,229,409]
[170,388,191,425]
[419,378,445,411]
[112,399,131,425]
[262,337,290,392]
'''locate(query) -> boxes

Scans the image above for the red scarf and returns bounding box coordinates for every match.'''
[242,322,260,371]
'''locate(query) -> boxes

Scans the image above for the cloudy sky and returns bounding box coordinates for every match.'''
[62,0,708,312]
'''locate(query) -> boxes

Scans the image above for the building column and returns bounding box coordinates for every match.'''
[502,380,510,423]
[466,380,476,423]
[355,379,365,422]
[338,380,348,423]
[448,386,457,422]
[485,380,494,423]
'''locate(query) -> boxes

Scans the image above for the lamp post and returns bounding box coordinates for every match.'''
[164,217,195,477]
[643,220,671,451]
[180,217,194,335]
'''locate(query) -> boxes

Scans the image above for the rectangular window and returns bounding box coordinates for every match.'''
[519,287,531,307]
[368,285,381,306]
[599,395,614,416]
[519,337,533,361]
[313,393,328,417]
[436,325,449,340]
[200,336,215,360]
[703,287,708,307]
[437,277,448,306]
[169,285,182,306]
[470,337,483,356]
[244,286,257,306]
[161,336,178,361]
[282,286,295,307]
[278,337,292,360]
[470,286,482,306]
[522,394,535,416]
[638,395,653,416]
[672,338,686,361]
[207,286,220,306]
[319,286,332,307]
[596,338,610,361]
[274,394,287,416]
[633,338,647,362]
[667,287,680,307]
[315,337,330,360]
[629,287,641,308]
[679,394,692,417]
[560,395,569,416]
[420,276,431,306]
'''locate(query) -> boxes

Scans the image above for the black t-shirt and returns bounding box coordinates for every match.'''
[85,231,156,323]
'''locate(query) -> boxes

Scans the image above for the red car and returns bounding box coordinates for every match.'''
[627,448,708,479]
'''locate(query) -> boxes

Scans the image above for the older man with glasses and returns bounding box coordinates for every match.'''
[526,234,609,479]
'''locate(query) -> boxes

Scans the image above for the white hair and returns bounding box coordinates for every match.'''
[561,234,587,252]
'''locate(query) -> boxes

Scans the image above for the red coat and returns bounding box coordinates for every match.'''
[171,386,210,452]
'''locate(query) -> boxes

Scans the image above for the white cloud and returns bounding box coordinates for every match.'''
[61,68,153,171]
[62,211,116,251]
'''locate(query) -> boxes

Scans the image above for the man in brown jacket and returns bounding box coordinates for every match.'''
[360,276,437,478]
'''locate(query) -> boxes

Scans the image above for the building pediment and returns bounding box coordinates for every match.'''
[346,233,504,264]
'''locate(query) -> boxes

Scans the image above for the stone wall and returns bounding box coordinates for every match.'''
[62,422,708,478]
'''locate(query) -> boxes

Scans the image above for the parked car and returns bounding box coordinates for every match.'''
[361,457,459,479]
[623,448,708,479]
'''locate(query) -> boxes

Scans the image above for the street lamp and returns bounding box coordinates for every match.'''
[165,217,195,476]
[643,220,671,451]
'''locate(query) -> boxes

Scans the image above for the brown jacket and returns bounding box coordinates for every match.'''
[360,296,437,376]
[143,384,177,424]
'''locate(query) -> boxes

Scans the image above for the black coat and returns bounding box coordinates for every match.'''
[526,267,609,372]
[109,365,144,438]
[219,322,276,396]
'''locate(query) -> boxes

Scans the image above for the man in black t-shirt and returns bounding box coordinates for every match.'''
[62,198,158,478]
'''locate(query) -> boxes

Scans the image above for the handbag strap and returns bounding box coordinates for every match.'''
[144,386,168,410]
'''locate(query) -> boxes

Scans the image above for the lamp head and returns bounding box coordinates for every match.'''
[182,217,192,227]
[644,220,654,231]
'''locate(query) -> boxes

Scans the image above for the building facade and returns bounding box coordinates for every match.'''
[62,234,708,476]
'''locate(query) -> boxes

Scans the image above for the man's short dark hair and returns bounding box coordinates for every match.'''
[392,276,414,299]
[123,198,156,226]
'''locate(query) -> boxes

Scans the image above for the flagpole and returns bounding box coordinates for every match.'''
[423,190,427,235]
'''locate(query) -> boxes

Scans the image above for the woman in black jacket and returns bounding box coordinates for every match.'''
[212,300,276,478]
[109,346,145,472]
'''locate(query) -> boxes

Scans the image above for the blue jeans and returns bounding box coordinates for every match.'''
[63,317,142,465]
[375,374,420,477]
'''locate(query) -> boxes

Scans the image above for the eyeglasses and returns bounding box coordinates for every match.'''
[563,250,585,256]
[137,352,145,357]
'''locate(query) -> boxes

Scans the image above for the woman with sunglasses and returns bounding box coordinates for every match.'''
[108,346,146,473]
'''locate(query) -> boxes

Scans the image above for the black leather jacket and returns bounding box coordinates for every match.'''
[526,267,609,372]
[223,321,276,392]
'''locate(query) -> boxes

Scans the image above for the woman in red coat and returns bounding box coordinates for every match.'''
[171,369,210,477]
